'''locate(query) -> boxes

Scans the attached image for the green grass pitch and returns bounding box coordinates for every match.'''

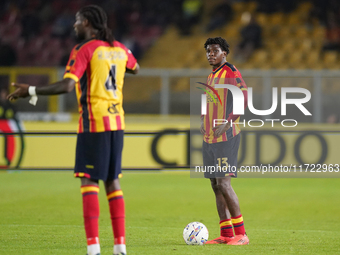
[0,171,340,254]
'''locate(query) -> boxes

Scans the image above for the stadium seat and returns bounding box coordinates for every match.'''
[270,51,289,69]
[298,39,313,52]
[288,51,305,69]
[265,39,279,51]
[1,22,21,44]
[256,13,268,26]
[306,51,323,69]
[250,50,268,65]
[296,2,313,13]
[311,26,325,39]
[323,52,339,69]
[294,26,310,39]
[224,26,240,40]
[287,13,302,25]
[269,13,285,26]
[277,27,292,38]
[282,39,297,52]
[27,36,46,54]
[232,2,248,14]
[245,1,258,13]
[262,26,276,38]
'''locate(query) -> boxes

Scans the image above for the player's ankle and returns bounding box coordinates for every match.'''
[113,244,126,255]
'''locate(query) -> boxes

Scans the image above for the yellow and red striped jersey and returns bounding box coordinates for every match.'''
[203,62,247,144]
[63,39,137,133]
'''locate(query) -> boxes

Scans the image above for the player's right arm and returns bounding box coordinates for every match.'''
[8,43,90,101]
[200,115,205,135]
[7,78,75,101]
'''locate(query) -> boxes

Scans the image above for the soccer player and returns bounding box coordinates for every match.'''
[201,37,249,245]
[8,5,139,255]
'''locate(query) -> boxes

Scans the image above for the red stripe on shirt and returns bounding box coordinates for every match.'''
[103,116,111,131]
[116,115,122,130]
[204,74,213,143]
[222,88,228,142]
[211,98,218,143]
[78,116,83,133]
[86,68,96,132]
[211,69,225,143]
[205,101,210,142]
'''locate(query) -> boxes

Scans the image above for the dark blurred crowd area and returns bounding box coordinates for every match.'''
[312,0,340,52]
[0,0,187,67]
[0,0,340,68]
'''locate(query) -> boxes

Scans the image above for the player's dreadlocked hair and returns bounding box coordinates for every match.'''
[204,37,230,54]
[79,5,114,46]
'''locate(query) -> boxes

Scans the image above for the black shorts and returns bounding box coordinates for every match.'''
[74,130,124,181]
[203,134,240,178]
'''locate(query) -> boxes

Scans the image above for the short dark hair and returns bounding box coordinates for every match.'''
[204,37,230,54]
[79,5,114,46]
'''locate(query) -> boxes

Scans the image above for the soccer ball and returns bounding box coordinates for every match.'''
[183,222,209,245]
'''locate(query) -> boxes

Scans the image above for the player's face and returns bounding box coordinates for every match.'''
[206,44,227,67]
[74,12,86,41]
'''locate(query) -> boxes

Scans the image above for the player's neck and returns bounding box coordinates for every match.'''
[212,60,227,71]
[83,29,97,41]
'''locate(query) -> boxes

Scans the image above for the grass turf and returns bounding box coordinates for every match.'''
[0,171,339,254]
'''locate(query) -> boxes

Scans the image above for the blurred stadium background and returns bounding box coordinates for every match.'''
[1,0,340,116]
[1,1,340,254]
[0,0,339,170]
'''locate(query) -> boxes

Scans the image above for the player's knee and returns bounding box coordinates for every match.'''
[105,178,121,193]
[210,178,219,192]
[216,178,232,191]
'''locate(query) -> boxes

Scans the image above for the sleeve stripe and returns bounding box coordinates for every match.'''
[130,62,137,70]
[63,73,79,82]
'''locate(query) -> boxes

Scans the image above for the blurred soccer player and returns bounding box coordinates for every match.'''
[8,5,139,255]
[201,37,249,245]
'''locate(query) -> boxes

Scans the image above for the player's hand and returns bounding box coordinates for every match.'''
[200,116,205,135]
[200,122,206,135]
[7,83,30,101]
[212,122,231,138]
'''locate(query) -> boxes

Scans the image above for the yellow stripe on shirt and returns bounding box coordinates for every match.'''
[63,72,79,82]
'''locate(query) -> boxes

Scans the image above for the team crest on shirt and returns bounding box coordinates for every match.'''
[108,103,119,114]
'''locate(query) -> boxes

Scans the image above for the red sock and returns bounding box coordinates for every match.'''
[231,214,246,235]
[220,219,234,237]
[81,185,100,245]
[107,190,125,245]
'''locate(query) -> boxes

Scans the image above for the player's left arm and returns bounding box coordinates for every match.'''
[126,63,140,74]
[122,43,139,75]
[213,74,248,137]
[226,77,248,123]
[7,78,76,101]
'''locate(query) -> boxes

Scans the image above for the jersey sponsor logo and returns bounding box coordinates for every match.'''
[108,103,119,114]
[196,82,223,116]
